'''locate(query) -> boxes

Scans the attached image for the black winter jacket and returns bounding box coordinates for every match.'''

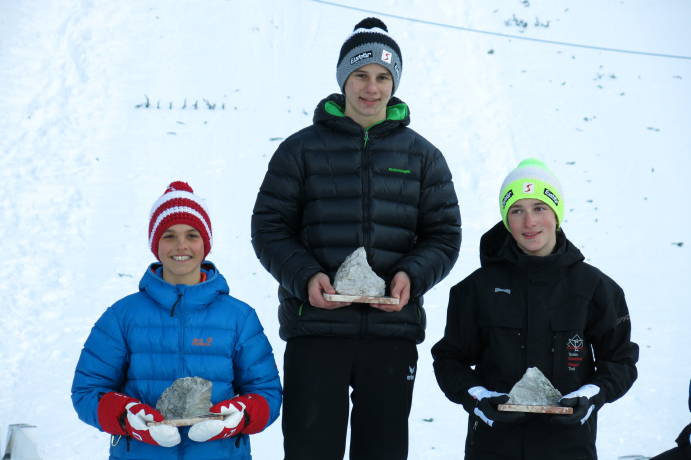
[674,423,691,458]
[251,94,461,343]
[659,380,691,459]
[432,222,639,460]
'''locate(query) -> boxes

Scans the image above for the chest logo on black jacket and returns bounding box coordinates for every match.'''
[566,334,584,371]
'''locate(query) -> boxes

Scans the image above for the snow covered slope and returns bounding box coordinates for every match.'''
[1,1,689,458]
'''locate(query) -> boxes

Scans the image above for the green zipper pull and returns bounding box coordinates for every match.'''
[364,130,369,147]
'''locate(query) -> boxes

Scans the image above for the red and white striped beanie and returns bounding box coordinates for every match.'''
[148,181,212,261]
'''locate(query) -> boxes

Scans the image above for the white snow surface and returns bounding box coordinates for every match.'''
[1,1,690,458]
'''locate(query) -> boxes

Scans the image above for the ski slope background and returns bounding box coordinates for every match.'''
[1,0,690,458]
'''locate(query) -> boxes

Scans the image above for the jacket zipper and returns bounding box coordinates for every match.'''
[359,304,369,337]
[170,293,182,317]
[361,129,371,255]
[360,129,371,338]
[177,291,184,377]
[469,418,478,447]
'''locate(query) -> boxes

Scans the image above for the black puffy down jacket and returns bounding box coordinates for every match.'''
[251,94,461,343]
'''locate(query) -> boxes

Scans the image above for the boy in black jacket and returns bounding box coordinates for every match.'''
[432,159,638,460]
[252,17,461,460]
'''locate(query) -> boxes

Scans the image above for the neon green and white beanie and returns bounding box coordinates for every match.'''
[499,158,564,230]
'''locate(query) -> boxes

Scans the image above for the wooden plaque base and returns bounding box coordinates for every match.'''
[323,293,400,304]
[146,414,224,427]
[498,404,573,414]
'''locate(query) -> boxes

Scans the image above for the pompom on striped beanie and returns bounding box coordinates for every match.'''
[499,158,565,231]
[336,17,402,95]
[148,181,212,261]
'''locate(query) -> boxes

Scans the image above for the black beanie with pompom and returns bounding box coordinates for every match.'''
[336,17,402,94]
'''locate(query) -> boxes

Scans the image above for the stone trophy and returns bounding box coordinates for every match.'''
[497,367,573,414]
[322,247,399,305]
[146,376,224,427]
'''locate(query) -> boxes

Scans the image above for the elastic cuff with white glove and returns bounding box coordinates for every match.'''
[188,393,270,442]
[97,391,180,447]
[125,402,181,447]
[188,400,246,442]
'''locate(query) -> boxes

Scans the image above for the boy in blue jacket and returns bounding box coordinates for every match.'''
[71,181,282,460]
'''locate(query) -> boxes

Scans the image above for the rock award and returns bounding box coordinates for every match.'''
[323,247,399,305]
[497,367,573,414]
[147,376,224,427]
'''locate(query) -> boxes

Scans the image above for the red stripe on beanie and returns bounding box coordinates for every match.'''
[149,198,211,237]
[148,182,212,262]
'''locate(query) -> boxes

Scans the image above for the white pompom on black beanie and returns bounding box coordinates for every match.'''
[336,17,402,95]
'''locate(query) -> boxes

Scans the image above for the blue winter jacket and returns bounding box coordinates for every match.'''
[71,262,282,460]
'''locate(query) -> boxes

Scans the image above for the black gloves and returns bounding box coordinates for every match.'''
[548,384,603,425]
[463,387,530,428]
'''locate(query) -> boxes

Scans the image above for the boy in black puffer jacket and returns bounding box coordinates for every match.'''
[252,17,461,460]
[432,159,638,460]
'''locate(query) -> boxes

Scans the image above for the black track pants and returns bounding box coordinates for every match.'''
[282,336,418,460]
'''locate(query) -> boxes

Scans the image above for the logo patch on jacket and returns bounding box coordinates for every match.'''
[193,337,213,347]
[407,366,415,380]
[566,334,583,371]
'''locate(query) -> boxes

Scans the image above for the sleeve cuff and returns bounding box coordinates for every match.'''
[235,394,270,435]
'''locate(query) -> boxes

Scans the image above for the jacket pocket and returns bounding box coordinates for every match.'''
[480,308,524,328]
[465,414,480,451]
[550,313,590,393]
[479,306,525,383]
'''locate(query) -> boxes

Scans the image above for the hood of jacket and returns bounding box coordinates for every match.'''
[479,221,584,283]
[313,93,410,136]
[138,261,230,313]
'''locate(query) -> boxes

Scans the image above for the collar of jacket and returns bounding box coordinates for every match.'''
[138,261,229,313]
[479,221,584,283]
[313,93,410,136]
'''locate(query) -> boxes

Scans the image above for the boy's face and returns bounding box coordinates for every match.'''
[158,224,204,285]
[507,198,558,257]
[343,63,393,128]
